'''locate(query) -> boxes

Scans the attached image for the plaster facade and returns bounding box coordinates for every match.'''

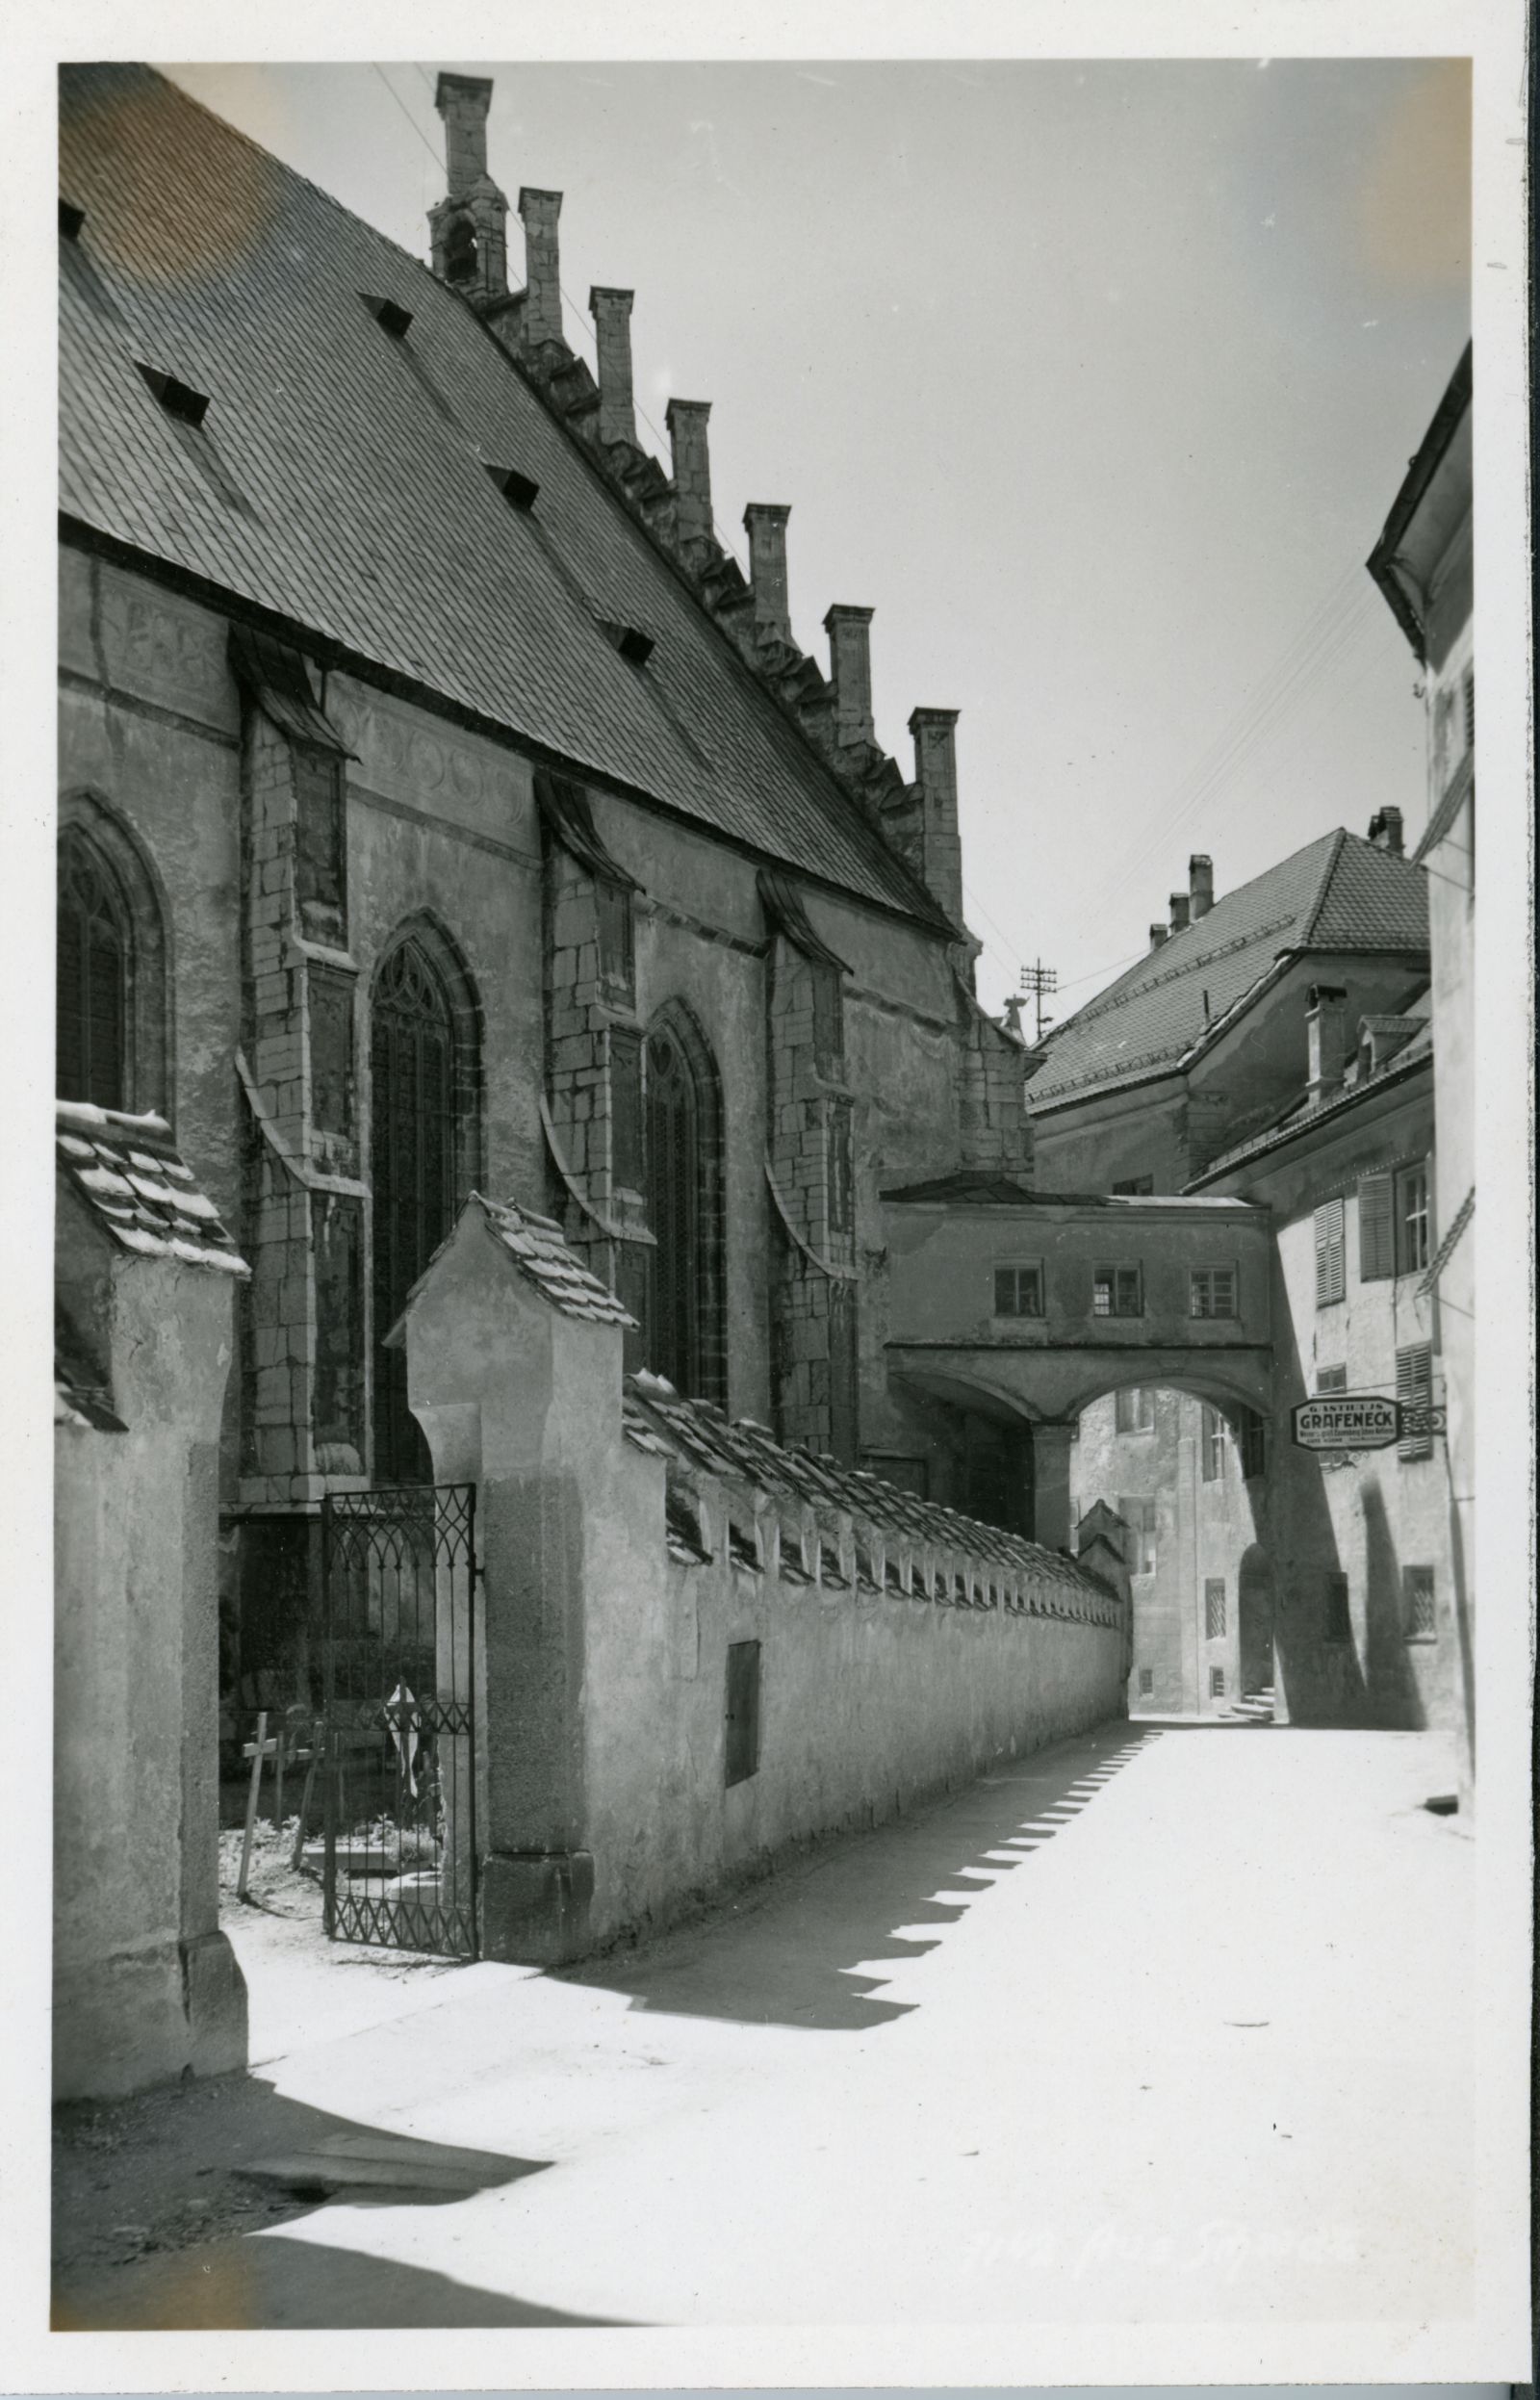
[400,1198,1127,1963]
[54,1156,248,2100]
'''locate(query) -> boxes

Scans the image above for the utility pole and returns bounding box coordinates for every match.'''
[1018,959,1058,1045]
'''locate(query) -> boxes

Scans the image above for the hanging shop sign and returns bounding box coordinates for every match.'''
[1291,1395,1447,1451]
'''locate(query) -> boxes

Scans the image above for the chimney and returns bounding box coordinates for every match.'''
[1305,983,1348,1105]
[436,71,492,198]
[429,74,507,303]
[518,187,564,348]
[1190,854,1215,919]
[1168,892,1191,934]
[825,606,876,748]
[665,400,713,554]
[743,503,792,644]
[589,287,636,447]
[908,707,964,930]
[1149,922,1169,950]
[1367,806,1404,856]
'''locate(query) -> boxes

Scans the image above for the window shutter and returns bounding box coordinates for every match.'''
[1358,1174,1394,1280]
[1397,1343,1434,1458]
[1315,1199,1345,1306]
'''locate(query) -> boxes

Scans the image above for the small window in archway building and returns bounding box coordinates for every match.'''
[1205,1578,1227,1639]
[57,832,131,1111]
[1138,1666,1154,1696]
[994,1263,1043,1319]
[1115,1385,1154,1433]
[1190,1266,1237,1318]
[1200,1405,1229,1481]
[1238,1406,1267,1480]
[1323,1571,1352,1643]
[1210,1666,1226,1699]
[1093,1264,1142,1318]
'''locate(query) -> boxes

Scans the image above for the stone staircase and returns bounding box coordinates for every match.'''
[1223,1685,1275,1725]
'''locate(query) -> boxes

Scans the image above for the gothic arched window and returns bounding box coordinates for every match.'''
[644,1007,726,1406]
[57,832,131,1111]
[56,798,169,1119]
[371,930,480,1483]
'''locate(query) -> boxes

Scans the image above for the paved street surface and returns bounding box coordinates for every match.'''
[55,1720,1472,2331]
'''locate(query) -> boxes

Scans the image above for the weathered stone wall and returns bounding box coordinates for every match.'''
[59,548,1014,1707]
[54,1208,247,2101]
[578,1455,1126,1953]
[401,1198,1127,1965]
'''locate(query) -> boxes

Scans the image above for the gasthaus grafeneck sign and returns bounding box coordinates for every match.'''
[1291,1394,1402,1451]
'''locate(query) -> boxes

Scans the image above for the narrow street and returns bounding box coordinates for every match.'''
[54,1718,1472,2333]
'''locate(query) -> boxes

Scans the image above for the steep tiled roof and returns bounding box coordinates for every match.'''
[622,1373,1116,1604]
[1029,830,1428,1108]
[58,65,947,931]
[56,1100,247,1273]
[475,1196,636,1327]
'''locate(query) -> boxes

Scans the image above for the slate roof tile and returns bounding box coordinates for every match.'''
[475,1195,637,1326]
[59,65,944,930]
[1030,831,1428,1107]
[621,1376,1117,1609]
[56,1100,247,1273]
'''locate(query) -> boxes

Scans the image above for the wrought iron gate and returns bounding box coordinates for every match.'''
[320,1484,478,1958]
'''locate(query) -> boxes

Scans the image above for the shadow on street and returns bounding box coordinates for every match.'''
[562,1720,1160,2032]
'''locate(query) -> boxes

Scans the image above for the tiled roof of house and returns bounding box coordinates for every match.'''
[56,1100,247,1273]
[59,65,949,932]
[1027,830,1428,1108]
[622,1372,1117,1605]
[475,1195,637,1327]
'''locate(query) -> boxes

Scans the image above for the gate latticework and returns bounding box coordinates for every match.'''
[321,1485,478,1958]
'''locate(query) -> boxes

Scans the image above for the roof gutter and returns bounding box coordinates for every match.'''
[1185,1045,1430,1190]
[1365,340,1473,663]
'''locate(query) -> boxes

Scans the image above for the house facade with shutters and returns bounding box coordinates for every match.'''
[56,65,1037,1723]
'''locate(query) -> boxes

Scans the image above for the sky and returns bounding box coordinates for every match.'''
[164,58,1471,1019]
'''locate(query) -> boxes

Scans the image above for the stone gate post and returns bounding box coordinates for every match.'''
[393,1193,634,1964]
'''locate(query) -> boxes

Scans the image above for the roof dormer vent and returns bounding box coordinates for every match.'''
[599,618,655,667]
[363,293,414,339]
[137,363,209,427]
[485,462,540,510]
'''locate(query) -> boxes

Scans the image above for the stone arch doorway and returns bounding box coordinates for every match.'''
[643,1001,727,1406]
[1238,1544,1275,1697]
[370,922,482,1482]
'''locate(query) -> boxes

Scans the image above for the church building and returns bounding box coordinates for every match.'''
[57,65,1036,1719]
